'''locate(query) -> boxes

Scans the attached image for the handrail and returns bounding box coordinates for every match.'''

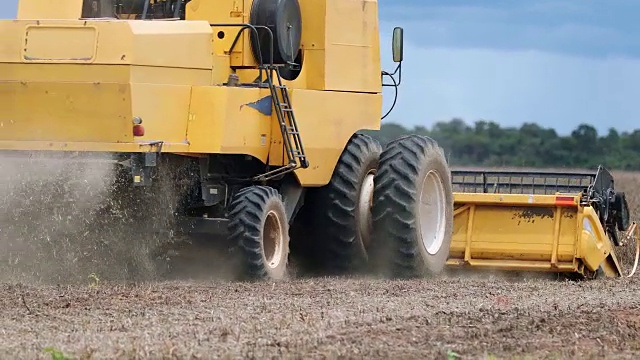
[210,23,276,84]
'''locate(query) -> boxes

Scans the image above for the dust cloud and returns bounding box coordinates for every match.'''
[0,152,178,285]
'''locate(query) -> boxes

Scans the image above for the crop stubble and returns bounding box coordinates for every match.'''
[0,159,639,359]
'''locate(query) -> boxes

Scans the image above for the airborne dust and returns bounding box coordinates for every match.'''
[0,152,184,284]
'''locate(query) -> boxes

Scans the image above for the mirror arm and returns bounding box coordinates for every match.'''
[381,62,402,87]
[393,62,402,86]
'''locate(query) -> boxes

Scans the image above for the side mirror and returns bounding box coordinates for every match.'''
[392,27,404,63]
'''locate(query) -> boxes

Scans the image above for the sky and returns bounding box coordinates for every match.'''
[3,1,639,135]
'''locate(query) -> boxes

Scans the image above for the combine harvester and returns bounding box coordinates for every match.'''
[0,0,635,282]
[0,0,455,281]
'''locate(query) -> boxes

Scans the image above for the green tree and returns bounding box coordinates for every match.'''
[369,118,638,171]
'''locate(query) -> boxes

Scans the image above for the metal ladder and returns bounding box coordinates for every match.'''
[253,67,309,181]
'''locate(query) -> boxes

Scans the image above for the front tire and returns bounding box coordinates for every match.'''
[369,135,454,278]
[227,186,290,280]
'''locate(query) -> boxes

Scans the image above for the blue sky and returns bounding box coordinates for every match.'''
[3,1,639,135]
[377,0,640,135]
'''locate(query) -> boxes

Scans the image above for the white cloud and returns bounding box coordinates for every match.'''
[379,27,640,136]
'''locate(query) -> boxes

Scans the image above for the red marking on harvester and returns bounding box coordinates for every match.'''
[555,196,575,206]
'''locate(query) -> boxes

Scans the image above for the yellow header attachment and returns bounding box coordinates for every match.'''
[447,167,633,279]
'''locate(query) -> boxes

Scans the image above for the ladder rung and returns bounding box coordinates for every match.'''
[267,80,307,169]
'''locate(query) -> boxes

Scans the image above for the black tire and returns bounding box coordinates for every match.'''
[249,0,302,65]
[369,135,454,278]
[306,134,382,274]
[227,186,290,280]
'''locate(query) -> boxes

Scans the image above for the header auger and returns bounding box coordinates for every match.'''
[1,0,454,281]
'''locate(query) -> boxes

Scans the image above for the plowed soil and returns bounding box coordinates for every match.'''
[1,159,640,359]
[1,276,639,359]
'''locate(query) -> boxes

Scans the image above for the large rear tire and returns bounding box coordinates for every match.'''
[227,186,290,280]
[369,135,454,278]
[306,134,382,274]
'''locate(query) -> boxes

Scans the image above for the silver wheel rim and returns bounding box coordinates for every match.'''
[263,210,284,269]
[358,171,376,248]
[418,170,446,255]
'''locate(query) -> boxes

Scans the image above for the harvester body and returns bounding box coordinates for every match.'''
[1,0,458,281]
[3,0,383,187]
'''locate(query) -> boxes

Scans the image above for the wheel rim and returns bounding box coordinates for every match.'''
[263,210,284,269]
[358,171,376,248]
[418,170,446,255]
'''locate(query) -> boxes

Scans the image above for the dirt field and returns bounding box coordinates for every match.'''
[1,160,640,359]
[2,276,640,359]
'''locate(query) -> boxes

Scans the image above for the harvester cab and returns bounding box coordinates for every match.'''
[2,0,459,282]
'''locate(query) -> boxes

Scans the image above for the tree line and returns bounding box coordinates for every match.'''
[362,119,640,170]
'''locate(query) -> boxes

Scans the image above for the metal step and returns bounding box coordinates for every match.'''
[251,66,309,182]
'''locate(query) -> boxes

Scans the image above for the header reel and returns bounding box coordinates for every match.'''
[580,166,631,246]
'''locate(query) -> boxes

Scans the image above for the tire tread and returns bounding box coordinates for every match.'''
[370,135,452,278]
[312,133,382,274]
[227,186,288,280]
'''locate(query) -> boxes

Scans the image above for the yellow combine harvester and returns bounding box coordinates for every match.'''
[1,0,634,282]
[447,167,637,279]
[1,0,455,280]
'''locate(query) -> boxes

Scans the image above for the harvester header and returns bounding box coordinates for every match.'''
[448,166,636,279]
